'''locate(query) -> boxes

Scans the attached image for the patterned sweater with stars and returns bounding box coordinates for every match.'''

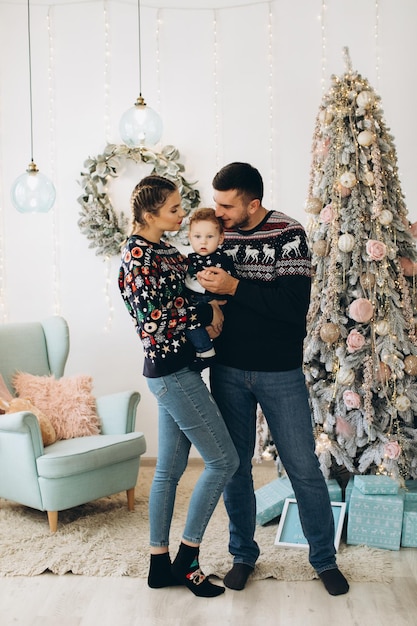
[215,210,312,372]
[118,235,213,378]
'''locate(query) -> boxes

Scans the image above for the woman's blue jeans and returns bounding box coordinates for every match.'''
[210,364,337,574]
[147,367,239,547]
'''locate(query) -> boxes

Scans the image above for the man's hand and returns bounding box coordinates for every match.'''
[198,267,239,296]
[206,325,221,339]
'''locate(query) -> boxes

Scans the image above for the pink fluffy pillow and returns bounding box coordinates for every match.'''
[12,373,101,440]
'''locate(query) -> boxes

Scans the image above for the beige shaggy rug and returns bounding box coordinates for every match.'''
[0,460,393,581]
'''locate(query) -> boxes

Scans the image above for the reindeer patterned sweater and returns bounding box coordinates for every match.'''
[215,210,312,371]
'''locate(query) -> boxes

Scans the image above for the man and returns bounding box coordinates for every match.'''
[198,162,349,596]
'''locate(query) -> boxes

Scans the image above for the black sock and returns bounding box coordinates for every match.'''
[148,553,182,589]
[223,564,254,590]
[172,543,225,597]
[319,568,349,596]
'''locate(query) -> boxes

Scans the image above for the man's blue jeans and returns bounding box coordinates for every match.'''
[210,364,337,574]
[147,367,239,547]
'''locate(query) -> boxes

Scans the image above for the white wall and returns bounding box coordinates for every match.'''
[0,0,416,457]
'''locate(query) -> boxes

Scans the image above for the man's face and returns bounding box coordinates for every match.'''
[213,189,252,230]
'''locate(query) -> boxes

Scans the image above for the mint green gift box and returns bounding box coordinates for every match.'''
[354,474,399,495]
[403,479,417,502]
[325,479,342,502]
[347,486,404,550]
[255,477,295,525]
[401,500,417,547]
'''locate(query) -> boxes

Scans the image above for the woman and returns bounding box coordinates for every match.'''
[118,175,239,598]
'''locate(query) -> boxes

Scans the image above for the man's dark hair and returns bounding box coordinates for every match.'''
[212,162,264,203]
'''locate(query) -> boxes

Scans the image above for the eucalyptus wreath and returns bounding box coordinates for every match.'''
[77,143,201,257]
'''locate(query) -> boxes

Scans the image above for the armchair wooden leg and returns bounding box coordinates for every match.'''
[127,487,135,511]
[47,511,58,533]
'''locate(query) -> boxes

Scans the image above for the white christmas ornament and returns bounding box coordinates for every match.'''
[395,395,411,412]
[357,130,374,146]
[356,91,374,109]
[375,320,390,336]
[340,172,357,188]
[338,233,355,253]
[378,209,393,226]
[337,367,355,386]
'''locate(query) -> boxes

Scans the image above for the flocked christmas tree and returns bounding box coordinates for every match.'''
[303,49,417,484]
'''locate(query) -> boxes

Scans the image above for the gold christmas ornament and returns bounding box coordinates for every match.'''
[338,233,355,253]
[339,172,357,188]
[356,90,374,108]
[357,130,375,146]
[404,355,417,376]
[363,171,375,186]
[312,240,330,256]
[360,272,375,289]
[319,322,340,344]
[318,108,334,125]
[305,197,322,215]
[378,209,393,226]
[375,320,390,336]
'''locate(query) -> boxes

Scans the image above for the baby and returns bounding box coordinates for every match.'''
[185,207,235,371]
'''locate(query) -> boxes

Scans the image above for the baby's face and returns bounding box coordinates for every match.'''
[189,221,224,256]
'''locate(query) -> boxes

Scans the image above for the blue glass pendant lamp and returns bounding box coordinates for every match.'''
[119,0,163,147]
[11,0,56,213]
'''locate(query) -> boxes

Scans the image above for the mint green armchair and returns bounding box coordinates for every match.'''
[0,316,146,532]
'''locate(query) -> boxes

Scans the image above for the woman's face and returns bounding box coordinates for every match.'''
[154,190,185,232]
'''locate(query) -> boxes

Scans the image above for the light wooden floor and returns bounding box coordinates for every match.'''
[1,461,417,626]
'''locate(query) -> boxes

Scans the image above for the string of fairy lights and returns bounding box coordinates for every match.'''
[0,0,388,326]
[0,122,6,324]
[103,0,115,333]
[47,6,61,316]
[212,9,222,170]
[267,1,274,209]
[320,0,327,93]
[374,0,381,91]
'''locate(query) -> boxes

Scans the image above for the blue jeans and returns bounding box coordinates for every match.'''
[147,367,239,547]
[185,326,213,354]
[210,364,337,574]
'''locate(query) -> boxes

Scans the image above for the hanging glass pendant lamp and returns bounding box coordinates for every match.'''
[119,0,163,147]
[11,0,56,213]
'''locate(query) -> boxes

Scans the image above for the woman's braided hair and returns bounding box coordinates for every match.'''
[130,175,177,229]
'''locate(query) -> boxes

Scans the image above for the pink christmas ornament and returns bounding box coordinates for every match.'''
[366,239,387,261]
[335,416,354,437]
[334,182,351,197]
[377,362,391,384]
[384,440,402,460]
[319,203,334,224]
[400,257,417,276]
[343,390,361,409]
[349,298,374,323]
[410,221,417,238]
[346,329,365,352]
